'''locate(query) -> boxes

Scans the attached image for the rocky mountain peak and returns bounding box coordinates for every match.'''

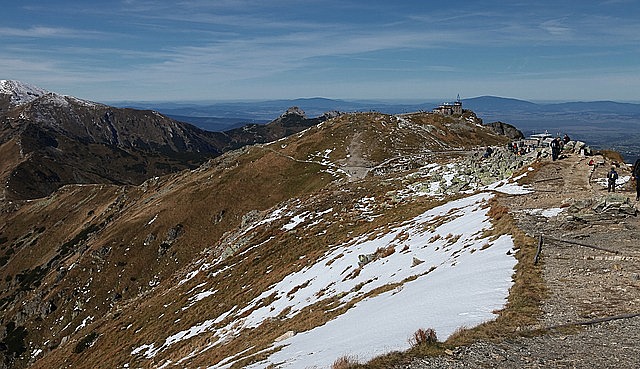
[0,80,51,106]
[281,106,306,118]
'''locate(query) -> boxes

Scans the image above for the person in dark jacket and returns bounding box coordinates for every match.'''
[632,159,640,200]
[607,166,619,192]
[483,146,494,158]
[550,137,561,161]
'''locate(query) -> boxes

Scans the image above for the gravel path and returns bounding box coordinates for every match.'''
[401,153,640,368]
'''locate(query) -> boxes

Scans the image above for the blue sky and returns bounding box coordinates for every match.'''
[2,0,639,102]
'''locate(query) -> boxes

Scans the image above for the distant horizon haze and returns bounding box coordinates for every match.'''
[103,96,640,106]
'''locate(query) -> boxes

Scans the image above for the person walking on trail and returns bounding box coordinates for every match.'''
[607,166,619,193]
[550,137,561,161]
[632,159,640,200]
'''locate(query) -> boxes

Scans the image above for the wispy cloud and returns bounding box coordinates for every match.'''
[600,0,634,4]
[539,19,573,37]
[0,57,57,74]
[0,26,106,39]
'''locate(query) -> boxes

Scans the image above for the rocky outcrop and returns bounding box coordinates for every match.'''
[407,146,533,196]
[219,106,334,151]
[281,106,306,118]
[158,224,184,256]
[563,140,593,155]
[484,121,524,140]
[562,194,637,222]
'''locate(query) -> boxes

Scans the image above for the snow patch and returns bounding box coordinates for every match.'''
[594,175,631,188]
[525,208,564,217]
[147,214,158,225]
[0,80,49,105]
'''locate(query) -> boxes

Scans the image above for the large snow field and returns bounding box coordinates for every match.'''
[212,192,519,368]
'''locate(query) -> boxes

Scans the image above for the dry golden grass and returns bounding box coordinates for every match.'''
[409,328,438,347]
[428,234,441,243]
[375,245,396,258]
[514,161,543,185]
[332,355,361,369]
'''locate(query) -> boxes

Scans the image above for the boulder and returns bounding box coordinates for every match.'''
[484,121,524,140]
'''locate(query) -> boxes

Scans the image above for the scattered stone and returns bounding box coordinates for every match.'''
[561,194,637,222]
[157,224,184,256]
[358,253,376,267]
[274,330,295,342]
[564,140,593,156]
[143,233,156,247]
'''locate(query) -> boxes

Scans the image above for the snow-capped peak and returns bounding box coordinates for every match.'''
[0,79,51,106]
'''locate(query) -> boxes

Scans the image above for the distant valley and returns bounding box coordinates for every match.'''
[463,97,640,162]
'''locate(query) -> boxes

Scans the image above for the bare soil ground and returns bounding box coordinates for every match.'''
[342,132,371,180]
[403,153,640,368]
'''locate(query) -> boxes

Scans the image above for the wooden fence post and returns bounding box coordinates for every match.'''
[534,235,543,265]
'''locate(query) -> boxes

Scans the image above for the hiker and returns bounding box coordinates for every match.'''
[607,166,618,192]
[633,159,640,200]
[563,134,571,144]
[550,137,561,161]
[483,146,493,158]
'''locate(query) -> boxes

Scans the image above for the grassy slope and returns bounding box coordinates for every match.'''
[0,112,515,368]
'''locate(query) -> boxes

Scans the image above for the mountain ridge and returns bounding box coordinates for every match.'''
[0,96,526,368]
[121,96,640,163]
[463,95,640,114]
[0,81,336,200]
[0,80,51,107]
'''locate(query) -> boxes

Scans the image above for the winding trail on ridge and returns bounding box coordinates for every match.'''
[509,154,640,323]
[404,153,640,368]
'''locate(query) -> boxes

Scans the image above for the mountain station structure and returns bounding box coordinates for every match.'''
[433,95,463,116]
